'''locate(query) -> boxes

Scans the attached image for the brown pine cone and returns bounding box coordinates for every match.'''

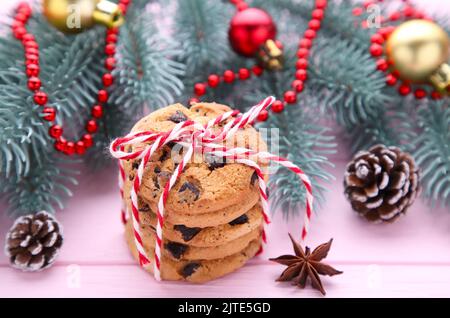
[5,211,63,272]
[344,144,420,223]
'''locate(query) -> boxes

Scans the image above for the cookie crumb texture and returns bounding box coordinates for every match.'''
[123,102,266,283]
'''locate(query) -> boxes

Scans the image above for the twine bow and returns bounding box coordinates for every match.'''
[110,97,313,281]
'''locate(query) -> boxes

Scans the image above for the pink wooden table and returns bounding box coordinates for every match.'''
[1,0,450,298]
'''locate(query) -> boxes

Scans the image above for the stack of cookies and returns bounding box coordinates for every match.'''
[122,102,267,283]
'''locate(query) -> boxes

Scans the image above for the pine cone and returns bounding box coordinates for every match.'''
[344,144,420,223]
[5,211,63,272]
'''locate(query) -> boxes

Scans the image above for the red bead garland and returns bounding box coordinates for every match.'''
[191,0,328,121]
[12,1,131,156]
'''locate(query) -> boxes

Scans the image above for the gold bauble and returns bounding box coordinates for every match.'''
[43,0,124,34]
[386,19,450,90]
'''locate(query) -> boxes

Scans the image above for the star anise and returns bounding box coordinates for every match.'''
[269,234,343,295]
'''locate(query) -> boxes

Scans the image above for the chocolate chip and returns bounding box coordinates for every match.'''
[229,214,249,226]
[251,171,258,186]
[168,111,188,123]
[153,176,160,190]
[159,149,170,162]
[179,182,200,201]
[165,241,188,259]
[181,262,200,278]
[174,225,201,242]
[205,155,226,171]
[139,204,150,212]
[132,160,141,170]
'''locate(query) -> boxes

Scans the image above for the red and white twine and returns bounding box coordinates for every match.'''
[111,97,314,281]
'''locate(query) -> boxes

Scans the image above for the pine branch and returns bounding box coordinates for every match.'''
[0,149,78,217]
[262,104,336,218]
[109,11,185,113]
[174,0,233,76]
[346,98,417,154]
[414,101,450,207]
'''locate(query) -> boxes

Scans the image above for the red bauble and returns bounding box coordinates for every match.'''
[229,8,277,57]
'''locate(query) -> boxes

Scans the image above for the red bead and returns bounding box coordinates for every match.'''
[363,0,373,8]
[229,8,276,57]
[27,77,41,91]
[54,138,67,152]
[292,80,304,93]
[297,48,309,58]
[296,59,308,70]
[208,74,220,88]
[370,44,383,57]
[223,70,235,83]
[26,64,39,77]
[238,68,251,80]
[26,54,39,65]
[65,142,76,156]
[284,91,297,104]
[404,6,415,17]
[431,91,442,100]
[118,3,127,14]
[98,90,108,103]
[194,83,207,96]
[376,59,389,72]
[34,91,48,105]
[105,57,116,70]
[309,19,321,31]
[189,97,200,105]
[25,47,38,55]
[271,100,284,113]
[102,73,114,87]
[252,65,264,76]
[13,27,26,40]
[414,89,427,99]
[304,29,316,40]
[257,110,269,122]
[107,27,119,36]
[299,38,312,49]
[42,107,56,121]
[105,44,116,55]
[75,141,86,155]
[296,69,308,81]
[18,6,31,18]
[312,9,324,20]
[398,84,411,96]
[414,11,425,19]
[12,21,24,30]
[371,33,384,45]
[236,2,248,11]
[22,33,34,43]
[49,125,63,139]
[24,41,38,49]
[15,13,28,23]
[92,105,104,118]
[389,12,401,21]
[275,40,283,50]
[82,134,94,148]
[352,7,363,16]
[106,33,118,44]
[379,26,395,39]
[386,74,398,86]
[86,120,98,133]
[315,0,327,9]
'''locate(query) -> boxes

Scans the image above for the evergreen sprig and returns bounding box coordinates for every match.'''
[414,101,450,207]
